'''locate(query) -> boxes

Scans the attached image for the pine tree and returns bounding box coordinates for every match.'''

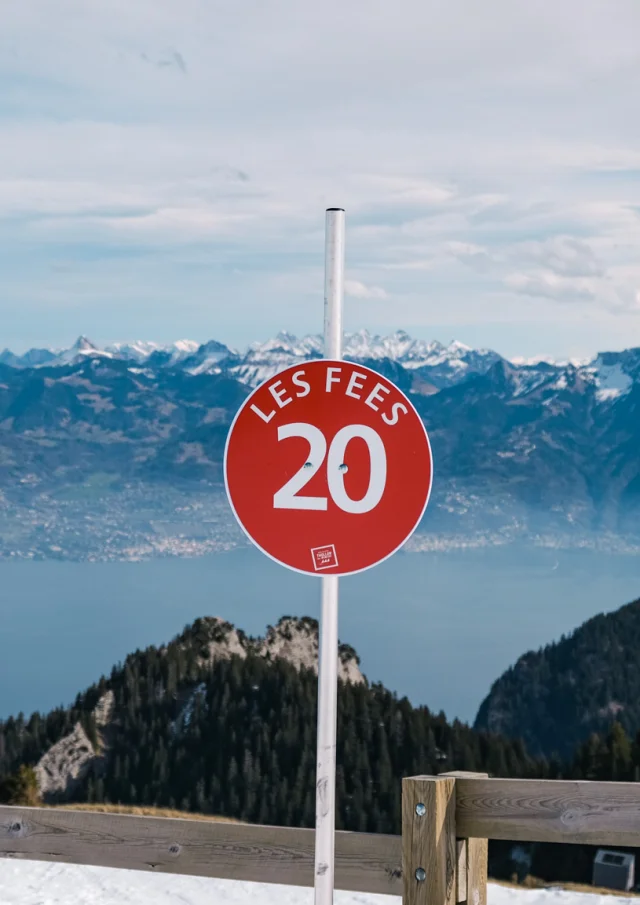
[608,722,632,781]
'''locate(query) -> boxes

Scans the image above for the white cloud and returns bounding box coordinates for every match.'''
[504,270,640,312]
[504,272,598,304]
[345,280,388,300]
[513,236,603,278]
[446,242,494,272]
[1,0,640,355]
[357,177,457,206]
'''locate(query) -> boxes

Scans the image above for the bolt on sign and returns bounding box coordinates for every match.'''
[224,359,433,576]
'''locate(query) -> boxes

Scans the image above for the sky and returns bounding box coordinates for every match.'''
[1,0,640,359]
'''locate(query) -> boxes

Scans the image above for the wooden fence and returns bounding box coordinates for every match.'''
[2,771,640,902]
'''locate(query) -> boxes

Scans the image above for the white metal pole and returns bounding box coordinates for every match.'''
[314,208,345,905]
[323,209,344,360]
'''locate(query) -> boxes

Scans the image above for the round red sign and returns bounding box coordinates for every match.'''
[224,359,433,576]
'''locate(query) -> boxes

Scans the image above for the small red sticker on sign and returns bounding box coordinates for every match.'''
[311,545,338,571]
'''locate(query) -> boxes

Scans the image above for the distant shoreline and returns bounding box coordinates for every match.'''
[0,530,639,563]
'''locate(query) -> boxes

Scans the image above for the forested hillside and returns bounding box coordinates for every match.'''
[5,611,640,882]
[475,597,640,759]
[0,616,542,835]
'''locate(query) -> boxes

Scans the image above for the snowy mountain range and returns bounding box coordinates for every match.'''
[0,329,498,377]
[0,329,639,558]
[1,331,637,403]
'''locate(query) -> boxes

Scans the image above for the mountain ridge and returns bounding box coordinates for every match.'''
[3,330,638,401]
[29,616,364,802]
[474,597,640,759]
[0,613,540,832]
[4,606,640,884]
[0,330,639,559]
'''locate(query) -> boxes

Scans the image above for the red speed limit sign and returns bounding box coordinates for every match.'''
[224,359,433,576]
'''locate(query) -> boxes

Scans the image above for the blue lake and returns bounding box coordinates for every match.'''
[0,545,637,723]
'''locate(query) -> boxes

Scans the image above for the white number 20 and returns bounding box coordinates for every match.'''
[273,422,387,514]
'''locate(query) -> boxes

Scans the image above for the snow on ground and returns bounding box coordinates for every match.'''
[0,862,637,905]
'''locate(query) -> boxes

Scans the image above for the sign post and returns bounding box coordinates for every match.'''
[224,207,433,905]
[314,208,345,905]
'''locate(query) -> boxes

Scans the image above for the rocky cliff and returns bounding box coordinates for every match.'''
[35,690,114,798]
[33,616,363,800]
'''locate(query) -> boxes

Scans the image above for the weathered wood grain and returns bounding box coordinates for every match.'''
[442,772,488,905]
[0,806,401,894]
[466,836,488,905]
[456,778,640,847]
[6,776,638,895]
[402,776,457,905]
[456,840,467,903]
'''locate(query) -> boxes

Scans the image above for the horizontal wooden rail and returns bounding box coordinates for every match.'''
[456,777,640,847]
[3,775,640,900]
[0,806,401,894]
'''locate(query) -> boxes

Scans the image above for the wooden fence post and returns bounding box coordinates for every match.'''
[402,775,457,905]
[441,771,488,905]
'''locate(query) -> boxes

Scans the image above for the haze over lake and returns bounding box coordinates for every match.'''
[0,546,637,724]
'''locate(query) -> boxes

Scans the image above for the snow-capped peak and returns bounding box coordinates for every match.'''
[447,340,472,353]
[248,332,323,357]
[52,336,112,366]
[510,353,592,368]
[106,341,162,361]
[184,340,238,376]
[105,340,201,363]
[73,335,98,352]
[173,339,200,355]
[227,331,503,388]
[585,354,634,402]
[2,332,637,405]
